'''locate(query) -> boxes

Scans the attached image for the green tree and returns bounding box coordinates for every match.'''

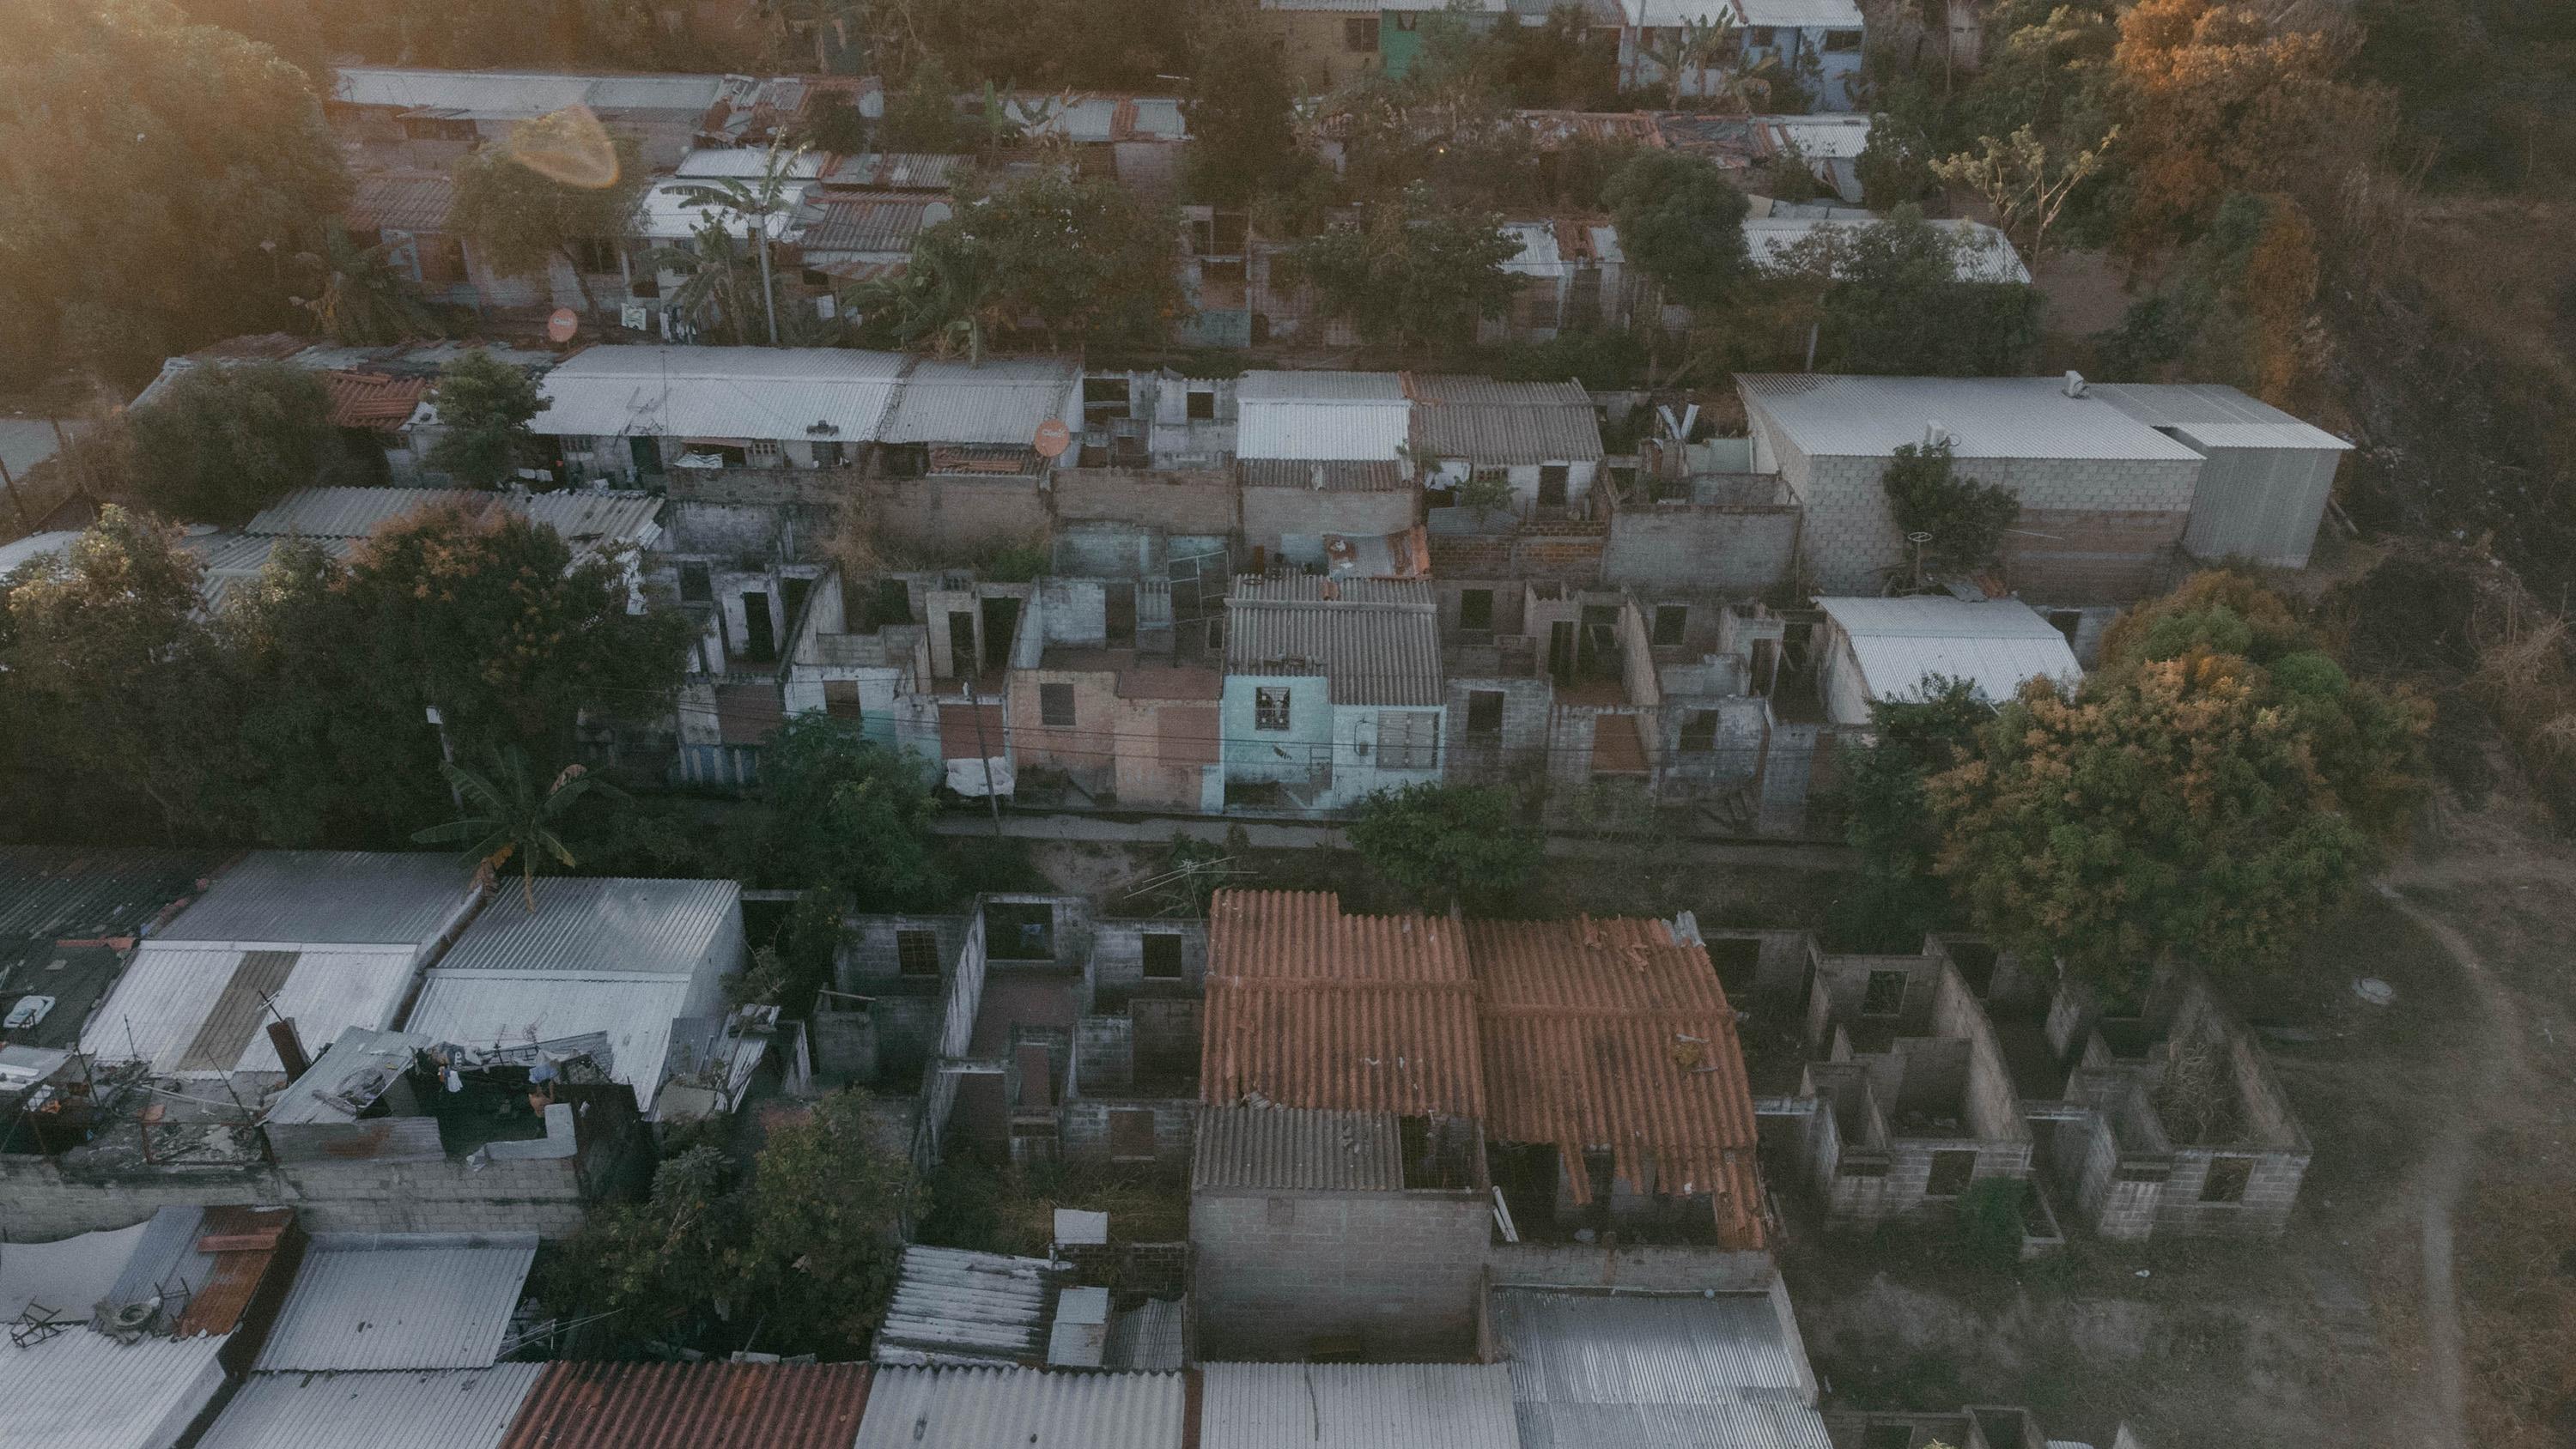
[853,226,1003,362]
[1774,209,2045,375]
[1835,678,1988,949]
[1932,122,2117,273]
[881,171,1184,350]
[1349,781,1544,912]
[667,146,809,346]
[1880,439,2020,576]
[0,0,349,385]
[447,125,647,312]
[412,748,626,912]
[879,57,964,151]
[126,363,343,525]
[734,716,946,907]
[1927,575,2427,990]
[1603,150,1753,312]
[1277,183,1518,352]
[0,507,225,834]
[425,349,543,488]
[297,227,441,346]
[1182,19,1308,209]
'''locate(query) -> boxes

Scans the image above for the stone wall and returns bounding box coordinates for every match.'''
[1192,1188,1493,1359]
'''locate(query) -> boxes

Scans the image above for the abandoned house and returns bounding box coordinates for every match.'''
[1220,576,1447,813]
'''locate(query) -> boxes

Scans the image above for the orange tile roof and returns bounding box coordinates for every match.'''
[1467,916,1763,1246]
[1201,890,1483,1119]
[320,371,432,431]
[498,1362,874,1449]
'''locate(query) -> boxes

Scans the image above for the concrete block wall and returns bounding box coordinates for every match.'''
[1060,1096,1197,1169]
[0,1152,592,1242]
[2151,1148,2305,1238]
[1075,1014,1135,1092]
[1824,1136,2034,1223]
[1192,1190,1492,1359]
[1089,920,1210,1000]
[1600,504,1802,592]
[1444,675,1553,785]
[1054,468,1240,534]
[1241,487,1418,558]
[1485,1242,1776,1292]
[845,915,970,984]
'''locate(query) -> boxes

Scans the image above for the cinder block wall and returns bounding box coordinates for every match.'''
[1192,1189,1492,1359]
[1060,1096,1197,1169]
[0,1153,592,1242]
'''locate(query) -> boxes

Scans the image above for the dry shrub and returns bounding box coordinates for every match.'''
[2458,1174,2576,1448]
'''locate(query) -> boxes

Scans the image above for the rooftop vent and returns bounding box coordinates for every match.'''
[2063,369,2087,398]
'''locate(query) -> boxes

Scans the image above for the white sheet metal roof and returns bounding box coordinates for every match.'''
[532,346,908,443]
[197,1366,545,1449]
[1193,1105,1406,1191]
[0,530,81,577]
[331,67,725,118]
[875,1246,1060,1367]
[1200,1364,1522,1449]
[2088,382,2350,451]
[81,942,424,1076]
[1731,0,1864,28]
[1493,1288,1829,1449]
[1741,217,2029,283]
[403,973,698,1110]
[234,489,655,567]
[433,876,737,978]
[1818,596,2082,706]
[1047,1285,1110,1368]
[517,489,664,561]
[0,1329,230,1449]
[262,1026,433,1125]
[1235,373,1410,462]
[157,851,478,946]
[636,178,811,242]
[1737,375,2208,463]
[256,1234,538,1371]
[675,148,829,180]
[0,1220,150,1317]
[1766,113,1874,158]
[1001,95,1190,143]
[879,357,1083,446]
[1103,1300,1185,1371]
[853,1367,1188,1449]
[0,418,77,483]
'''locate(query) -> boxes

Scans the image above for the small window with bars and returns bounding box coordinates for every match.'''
[896,929,942,978]
[1041,682,1077,729]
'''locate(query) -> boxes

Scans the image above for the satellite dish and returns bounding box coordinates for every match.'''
[1033,418,1072,459]
[546,308,580,344]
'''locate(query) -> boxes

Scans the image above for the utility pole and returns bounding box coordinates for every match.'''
[756,210,780,346]
[964,652,1004,840]
[0,454,29,531]
[427,704,465,809]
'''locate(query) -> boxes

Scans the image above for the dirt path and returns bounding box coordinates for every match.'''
[2371,871,2541,1449]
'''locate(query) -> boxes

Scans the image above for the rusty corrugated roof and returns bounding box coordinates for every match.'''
[174,1205,297,1337]
[1466,916,1763,1246]
[497,1362,874,1449]
[320,372,432,430]
[1200,890,1483,1119]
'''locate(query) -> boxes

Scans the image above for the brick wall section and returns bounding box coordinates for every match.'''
[1192,1189,1492,1359]
[1054,469,1240,533]
[1060,1240,1191,1299]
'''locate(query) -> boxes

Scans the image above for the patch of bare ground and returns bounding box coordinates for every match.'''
[1782,765,2576,1446]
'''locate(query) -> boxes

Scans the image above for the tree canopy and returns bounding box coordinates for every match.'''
[447,125,647,311]
[1603,149,1754,312]
[1768,209,2047,376]
[873,171,1184,352]
[734,716,947,910]
[1278,183,1519,352]
[1880,440,2021,576]
[426,349,544,488]
[1922,573,2427,988]
[125,362,346,524]
[0,0,348,385]
[1348,780,1545,912]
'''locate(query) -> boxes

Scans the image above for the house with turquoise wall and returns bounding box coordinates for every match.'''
[1220,576,1448,814]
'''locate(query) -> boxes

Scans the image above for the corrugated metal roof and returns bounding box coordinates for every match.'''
[822,152,966,191]
[261,1026,433,1125]
[0,1329,229,1449]
[349,172,457,233]
[331,67,726,118]
[1046,1285,1109,1367]
[498,1361,876,1449]
[1200,1363,1522,1449]
[404,973,697,1110]
[1236,373,1410,462]
[1102,1300,1185,1371]
[1817,597,2082,708]
[0,847,215,955]
[434,877,737,978]
[257,1234,538,1371]
[875,1247,1061,1367]
[638,179,810,242]
[241,489,480,538]
[1737,375,2207,462]
[1493,1288,1823,1449]
[1515,1402,1835,1449]
[81,942,424,1076]
[322,371,435,429]
[532,345,905,442]
[0,529,81,575]
[675,149,829,180]
[157,851,477,946]
[1191,1105,1405,1191]
[1224,578,1443,706]
[878,357,1082,446]
[853,1367,1186,1449]
[1201,891,1483,1119]
[518,489,663,560]
[1237,458,1412,492]
[1466,918,1761,1241]
[1407,377,1605,465]
[0,1218,150,1318]
[198,1366,545,1449]
[801,197,949,255]
[1741,217,2030,284]
[2088,382,2350,451]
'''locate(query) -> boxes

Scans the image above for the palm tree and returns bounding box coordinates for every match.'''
[654,220,773,344]
[851,227,999,364]
[668,144,811,345]
[1650,14,1737,109]
[295,227,440,345]
[413,748,626,913]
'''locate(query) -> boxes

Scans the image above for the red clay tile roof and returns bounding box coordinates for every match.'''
[1466,916,1763,1245]
[320,372,432,431]
[349,171,456,233]
[1201,890,1483,1119]
[498,1362,874,1449]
